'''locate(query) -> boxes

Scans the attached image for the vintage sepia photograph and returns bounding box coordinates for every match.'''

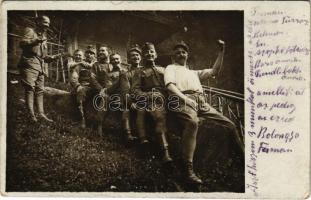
[5,10,245,193]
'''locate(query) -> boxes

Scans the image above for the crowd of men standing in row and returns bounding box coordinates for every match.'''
[18,15,244,186]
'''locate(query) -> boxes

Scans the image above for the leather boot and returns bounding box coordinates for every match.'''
[182,161,203,185]
[159,133,172,163]
[97,123,103,137]
[25,90,37,122]
[125,130,136,142]
[78,101,86,128]
[136,110,148,143]
[123,111,136,142]
[36,93,53,122]
[161,146,173,163]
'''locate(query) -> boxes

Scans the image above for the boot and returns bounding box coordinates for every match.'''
[122,111,136,143]
[78,101,86,128]
[36,93,53,122]
[97,123,103,137]
[125,130,136,143]
[25,90,37,122]
[161,146,173,163]
[158,133,172,163]
[136,111,147,143]
[182,161,203,185]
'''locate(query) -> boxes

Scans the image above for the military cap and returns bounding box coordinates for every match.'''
[142,42,156,52]
[173,41,189,52]
[128,44,142,55]
[36,15,50,23]
[85,45,96,54]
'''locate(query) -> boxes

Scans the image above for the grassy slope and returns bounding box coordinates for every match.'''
[6,78,244,192]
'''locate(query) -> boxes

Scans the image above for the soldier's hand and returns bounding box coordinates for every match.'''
[185,98,198,110]
[99,88,108,97]
[76,85,84,93]
[36,37,47,43]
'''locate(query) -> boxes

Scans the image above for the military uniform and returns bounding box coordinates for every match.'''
[91,61,135,141]
[84,45,97,65]
[131,42,172,162]
[69,62,98,128]
[18,24,55,122]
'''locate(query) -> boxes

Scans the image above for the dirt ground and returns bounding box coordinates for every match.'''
[6,77,244,192]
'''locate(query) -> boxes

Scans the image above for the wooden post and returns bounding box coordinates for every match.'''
[55,58,59,82]
[55,19,63,82]
[60,55,66,83]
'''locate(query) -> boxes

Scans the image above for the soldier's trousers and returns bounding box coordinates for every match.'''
[135,105,169,149]
[172,93,244,161]
[20,68,45,118]
[20,67,44,93]
[95,94,132,133]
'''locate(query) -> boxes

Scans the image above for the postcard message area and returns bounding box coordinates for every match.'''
[245,3,310,198]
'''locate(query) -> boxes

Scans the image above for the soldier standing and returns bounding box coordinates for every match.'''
[18,15,58,123]
[131,42,172,163]
[164,41,244,185]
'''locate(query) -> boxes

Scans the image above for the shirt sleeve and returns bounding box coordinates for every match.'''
[194,68,213,81]
[164,65,176,87]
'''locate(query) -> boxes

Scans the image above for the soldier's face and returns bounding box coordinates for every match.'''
[74,51,83,62]
[98,47,109,60]
[38,16,50,31]
[174,47,188,64]
[85,52,95,62]
[143,48,157,62]
[129,51,141,65]
[110,54,121,67]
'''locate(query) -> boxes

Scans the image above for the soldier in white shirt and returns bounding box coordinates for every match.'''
[164,41,244,185]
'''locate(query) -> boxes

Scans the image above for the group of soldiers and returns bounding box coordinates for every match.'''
[18,15,244,186]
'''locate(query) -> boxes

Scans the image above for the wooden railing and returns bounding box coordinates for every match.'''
[202,85,244,142]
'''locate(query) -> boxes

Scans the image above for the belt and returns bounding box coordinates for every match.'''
[182,90,202,95]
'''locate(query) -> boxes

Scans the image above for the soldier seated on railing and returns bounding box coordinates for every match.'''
[91,51,137,142]
[131,42,173,164]
[69,56,98,130]
[164,41,244,186]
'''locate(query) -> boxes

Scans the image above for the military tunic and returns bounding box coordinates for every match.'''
[18,27,54,92]
[131,64,168,147]
[131,65,166,110]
